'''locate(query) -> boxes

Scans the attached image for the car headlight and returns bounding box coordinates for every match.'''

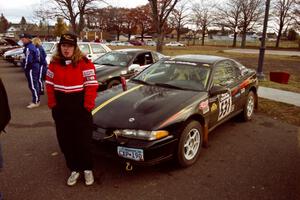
[114,129,169,141]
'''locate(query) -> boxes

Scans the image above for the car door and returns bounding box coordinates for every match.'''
[208,60,242,128]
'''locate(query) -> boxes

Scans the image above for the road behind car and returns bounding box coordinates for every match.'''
[0,58,299,200]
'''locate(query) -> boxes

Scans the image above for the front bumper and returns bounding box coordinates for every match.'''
[92,129,178,166]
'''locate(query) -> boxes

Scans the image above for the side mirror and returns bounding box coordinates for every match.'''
[210,85,228,96]
[128,64,140,72]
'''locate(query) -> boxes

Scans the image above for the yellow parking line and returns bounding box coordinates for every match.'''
[92,85,143,115]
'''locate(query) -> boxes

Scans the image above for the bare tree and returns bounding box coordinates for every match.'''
[271,0,296,47]
[135,5,154,41]
[148,0,180,52]
[35,0,105,35]
[169,0,189,42]
[216,0,243,47]
[239,0,264,48]
[192,0,216,46]
[122,9,138,41]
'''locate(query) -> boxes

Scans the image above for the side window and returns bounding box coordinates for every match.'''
[144,52,153,64]
[213,60,239,86]
[78,44,90,54]
[133,53,146,66]
[91,44,106,54]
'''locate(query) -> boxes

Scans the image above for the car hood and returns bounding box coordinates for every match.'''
[93,82,207,130]
[95,64,126,81]
[4,48,23,56]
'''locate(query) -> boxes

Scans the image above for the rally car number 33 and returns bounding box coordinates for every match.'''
[218,92,232,121]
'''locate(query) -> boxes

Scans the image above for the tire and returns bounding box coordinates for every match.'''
[107,79,121,89]
[177,120,203,167]
[242,91,255,121]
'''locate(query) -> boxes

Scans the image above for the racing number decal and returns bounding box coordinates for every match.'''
[218,92,232,121]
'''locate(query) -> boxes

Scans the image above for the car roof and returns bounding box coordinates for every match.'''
[115,48,150,53]
[171,54,227,64]
[78,42,105,45]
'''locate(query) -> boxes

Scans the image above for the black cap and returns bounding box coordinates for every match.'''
[59,33,77,46]
[19,33,32,39]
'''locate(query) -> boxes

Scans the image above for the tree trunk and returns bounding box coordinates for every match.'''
[70,18,77,34]
[201,31,205,46]
[128,32,131,41]
[156,31,164,52]
[241,27,247,48]
[117,31,120,41]
[176,27,180,42]
[193,33,196,45]
[78,14,85,35]
[232,32,238,47]
[141,28,144,42]
[276,23,283,48]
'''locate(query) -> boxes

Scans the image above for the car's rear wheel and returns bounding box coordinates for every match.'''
[177,120,203,167]
[242,91,255,121]
[107,79,121,89]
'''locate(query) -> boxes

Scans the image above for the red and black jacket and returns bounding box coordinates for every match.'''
[45,58,98,111]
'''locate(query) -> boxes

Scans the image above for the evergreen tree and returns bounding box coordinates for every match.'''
[20,16,27,25]
[20,16,27,32]
[0,13,9,33]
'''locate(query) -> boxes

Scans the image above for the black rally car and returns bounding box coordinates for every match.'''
[92,54,258,167]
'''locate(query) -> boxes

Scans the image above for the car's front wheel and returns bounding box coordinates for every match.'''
[177,120,203,167]
[242,91,255,121]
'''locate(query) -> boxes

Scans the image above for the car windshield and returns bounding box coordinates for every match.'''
[42,42,55,53]
[132,60,211,91]
[93,51,134,67]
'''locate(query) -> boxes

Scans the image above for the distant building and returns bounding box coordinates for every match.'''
[7,23,39,38]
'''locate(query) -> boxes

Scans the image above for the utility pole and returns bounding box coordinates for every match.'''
[257,0,271,80]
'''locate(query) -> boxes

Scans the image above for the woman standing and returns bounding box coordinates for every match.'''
[32,37,47,95]
[45,33,98,186]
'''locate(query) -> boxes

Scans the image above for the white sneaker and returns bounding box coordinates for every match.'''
[26,102,40,109]
[67,171,80,186]
[84,170,94,186]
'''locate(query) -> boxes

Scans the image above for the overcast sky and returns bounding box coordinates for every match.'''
[0,0,149,23]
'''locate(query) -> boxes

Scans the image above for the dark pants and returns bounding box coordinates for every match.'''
[52,92,93,171]
[25,68,40,103]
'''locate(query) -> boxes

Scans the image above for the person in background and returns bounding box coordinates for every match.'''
[0,77,11,169]
[0,77,10,200]
[45,33,98,186]
[32,37,48,95]
[19,33,40,108]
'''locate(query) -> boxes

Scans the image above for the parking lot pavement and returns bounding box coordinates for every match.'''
[0,58,300,200]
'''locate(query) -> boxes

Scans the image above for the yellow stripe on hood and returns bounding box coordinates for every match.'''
[92,85,143,115]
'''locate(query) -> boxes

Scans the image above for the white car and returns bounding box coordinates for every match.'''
[165,41,185,47]
[145,41,157,46]
[45,42,111,64]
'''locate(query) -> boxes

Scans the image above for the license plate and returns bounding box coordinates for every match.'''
[117,146,144,161]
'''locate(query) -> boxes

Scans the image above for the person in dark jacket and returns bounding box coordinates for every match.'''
[20,33,40,108]
[0,77,11,169]
[46,33,98,186]
[32,37,48,95]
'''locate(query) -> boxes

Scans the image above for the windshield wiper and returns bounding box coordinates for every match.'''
[131,79,153,85]
[154,82,184,90]
[96,63,117,66]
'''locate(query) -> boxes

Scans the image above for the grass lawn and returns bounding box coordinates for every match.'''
[110,45,300,126]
